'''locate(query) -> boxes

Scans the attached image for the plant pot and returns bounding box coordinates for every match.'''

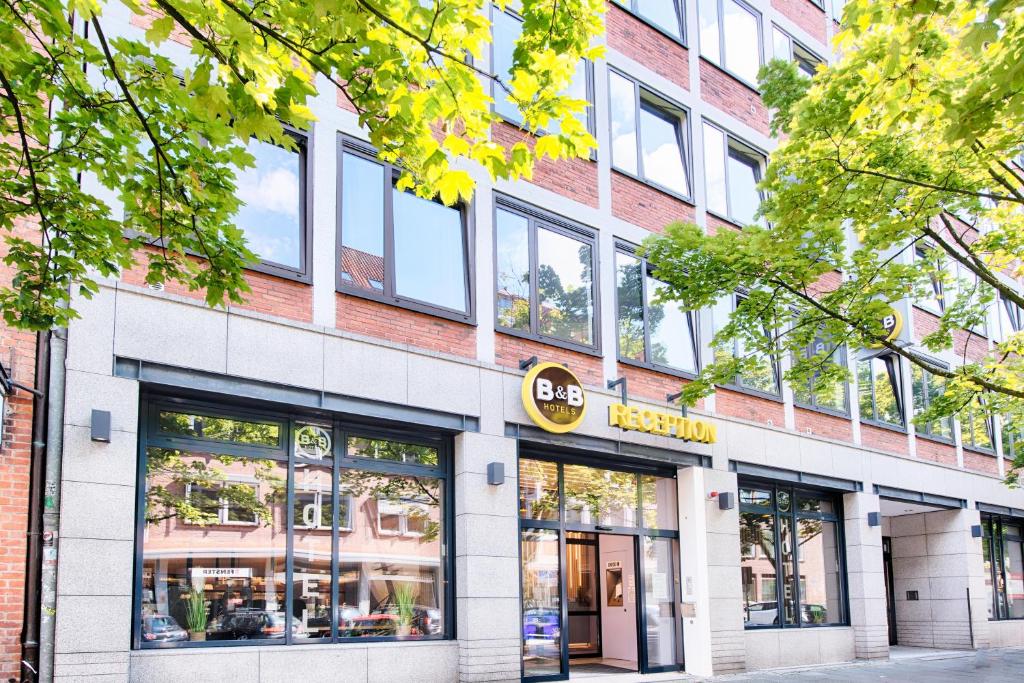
[189,630,206,642]
[396,623,412,637]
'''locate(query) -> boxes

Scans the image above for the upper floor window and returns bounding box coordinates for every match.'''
[911,364,953,441]
[857,353,904,428]
[615,247,699,375]
[613,0,685,41]
[998,295,1023,339]
[914,244,949,314]
[712,292,780,396]
[494,196,597,351]
[703,121,766,227]
[961,397,994,452]
[338,138,472,321]
[698,0,762,85]
[609,71,691,198]
[793,336,849,414]
[492,6,593,134]
[1002,419,1021,462]
[772,27,822,77]
[829,0,847,23]
[233,133,309,280]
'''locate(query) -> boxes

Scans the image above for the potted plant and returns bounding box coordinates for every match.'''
[393,584,416,637]
[185,586,208,641]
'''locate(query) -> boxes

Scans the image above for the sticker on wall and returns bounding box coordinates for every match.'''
[295,423,332,459]
[521,362,587,433]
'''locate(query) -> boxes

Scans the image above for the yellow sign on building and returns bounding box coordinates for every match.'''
[608,403,717,444]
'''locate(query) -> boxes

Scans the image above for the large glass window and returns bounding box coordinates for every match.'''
[698,0,762,84]
[616,247,699,375]
[793,336,849,414]
[614,0,685,40]
[914,244,949,314]
[521,528,562,676]
[712,292,780,395]
[233,134,308,277]
[740,483,846,628]
[137,403,451,648]
[982,515,1024,620]
[609,71,691,197]
[857,353,904,428]
[339,140,471,319]
[961,397,994,452]
[495,198,597,350]
[703,121,766,226]
[772,27,821,77]
[911,364,953,441]
[999,295,1023,340]
[492,7,593,134]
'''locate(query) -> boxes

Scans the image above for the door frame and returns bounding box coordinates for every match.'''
[882,536,897,646]
[566,532,602,660]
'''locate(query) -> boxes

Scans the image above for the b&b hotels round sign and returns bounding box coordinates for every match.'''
[521,362,587,433]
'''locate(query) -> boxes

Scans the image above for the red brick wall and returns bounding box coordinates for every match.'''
[715,388,786,426]
[611,172,696,234]
[615,363,705,410]
[706,213,742,236]
[699,61,769,135]
[771,0,828,44]
[861,422,910,455]
[963,449,999,476]
[121,250,314,323]
[916,436,957,467]
[912,309,989,362]
[0,219,39,680]
[605,2,690,91]
[492,123,600,208]
[495,333,603,387]
[336,294,476,358]
[795,407,853,441]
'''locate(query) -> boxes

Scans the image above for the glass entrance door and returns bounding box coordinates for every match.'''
[566,533,600,658]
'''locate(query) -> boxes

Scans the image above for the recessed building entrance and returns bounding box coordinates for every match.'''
[519,454,684,681]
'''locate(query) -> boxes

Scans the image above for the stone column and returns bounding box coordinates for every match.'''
[453,431,521,682]
[842,492,889,660]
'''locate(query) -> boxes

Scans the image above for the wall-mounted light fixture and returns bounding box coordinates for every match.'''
[487,462,505,486]
[91,409,111,443]
[666,391,688,418]
[607,377,628,405]
[867,512,881,527]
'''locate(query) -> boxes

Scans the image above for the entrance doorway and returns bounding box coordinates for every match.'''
[882,536,897,646]
[519,456,684,681]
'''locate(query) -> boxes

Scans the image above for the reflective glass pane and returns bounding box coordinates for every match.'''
[797,519,844,624]
[779,516,797,625]
[522,529,562,677]
[772,27,790,59]
[346,436,438,466]
[519,458,559,521]
[141,450,287,644]
[235,138,302,269]
[338,470,444,638]
[1006,539,1024,618]
[740,487,771,507]
[640,102,688,195]
[495,208,531,332]
[698,0,721,65]
[637,0,681,38]
[737,324,778,395]
[648,277,698,373]
[983,533,995,620]
[609,72,639,175]
[703,123,728,216]
[552,59,591,135]
[643,537,682,667]
[723,0,760,83]
[157,411,280,447]
[616,253,645,362]
[564,464,638,527]
[493,10,523,123]
[727,147,761,225]
[393,189,467,312]
[340,153,385,291]
[796,495,833,516]
[537,227,594,345]
[641,475,678,530]
[293,464,333,639]
[741,512,777,625]
[927,371,952,438]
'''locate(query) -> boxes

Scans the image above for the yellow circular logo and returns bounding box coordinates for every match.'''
[521,362,587,433]
[867,308,903,348]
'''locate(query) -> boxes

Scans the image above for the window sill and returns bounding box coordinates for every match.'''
[610,168,695,208]
[337,286,476,326]
[912,303,944,317]
[962,444,996,457]
[618,356,698,381]
[860,419,907,435]
[699,56,762,95]
[914,432,956,447]
[495,327,602,359]
[793,402,851,421]
[717,383,783,404]
[705,209,761,231]
[613,6,688,49]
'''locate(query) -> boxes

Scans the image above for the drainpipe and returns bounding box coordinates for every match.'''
[37,326,66,682]
[20,330,50,683]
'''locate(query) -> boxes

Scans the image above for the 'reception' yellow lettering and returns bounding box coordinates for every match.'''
[607,403,717,444]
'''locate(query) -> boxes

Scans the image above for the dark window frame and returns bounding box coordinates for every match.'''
[336,135,476,324]
[999,295,1023,339]
[857,352,905,430]
[792,337,850,417]
[608,68,694,203]
[771,24,823,76]
[614,242,700,378]
[715,291,782,398]
[739,479,850,629]
[132,396,455,650]
[698,0,764,90]
[702,119,767,228]
[612,0,687,45]
[982,513,1024,621]
[493,193,602,355]
[961,396,995,454]
[914,243,947,314]
[910,361,954,443]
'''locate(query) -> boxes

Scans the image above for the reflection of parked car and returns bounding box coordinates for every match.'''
[745,602,827,625]
[339,604,442,638]
[523,608,560,640]
[141,614,188,643]
[209,610,296,640]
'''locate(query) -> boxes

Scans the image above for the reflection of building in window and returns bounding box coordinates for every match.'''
[613,0,685,40]
[960,397,994,452]
[981,515,1024,620]
[712,292,780,395]
[703,122,767,227]
[698,0,762,84]
[772,27,822,77]
[857,353,904,427]
[793,335,849,414]
[911,364,953,440]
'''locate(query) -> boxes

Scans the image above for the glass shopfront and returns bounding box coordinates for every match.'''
[518,454,684,680]
[134,398,452,648]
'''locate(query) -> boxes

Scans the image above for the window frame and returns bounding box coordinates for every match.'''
[961,397,995,454]
[739,479,849,629]
[492,193,602,355]
[857,352,906,430]
[913,243,948,314]
[336,135,476,324]
[982,513,1024,621]
[614,242,700,378]
[715,291,782,398]
[133,396,455,649]
[607,68,694,202]
[999,295,1024,340]
[792,337,850,417]
[910,361,954,444]
[771,25,823,76]
[699,0,764,89]
[703,120,767,228]
[612,0,687,45]
[489,4,596,138]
